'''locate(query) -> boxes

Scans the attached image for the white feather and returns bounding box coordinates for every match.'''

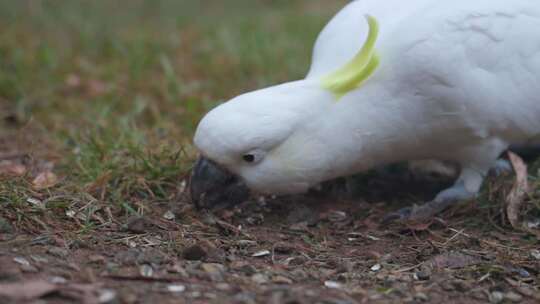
[194,0,540,195]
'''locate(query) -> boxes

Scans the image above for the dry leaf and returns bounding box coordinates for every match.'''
[87,79,108,97]
[0,280,57,300]
[505,152,529,229]
[0,160,26,176]
[65,73,82,87]
[32,171,59,190]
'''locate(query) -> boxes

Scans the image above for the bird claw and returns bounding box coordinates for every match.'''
[382,206,412,223]
[382,197,460,224]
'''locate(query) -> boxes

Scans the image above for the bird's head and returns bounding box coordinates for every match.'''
[190,16,380,209]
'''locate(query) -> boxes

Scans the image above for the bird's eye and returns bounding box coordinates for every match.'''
[242,149,264,164]
[242,154,255,163]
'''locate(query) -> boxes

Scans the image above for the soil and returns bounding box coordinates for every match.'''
[0,130,539,304]
[1,169,539,304]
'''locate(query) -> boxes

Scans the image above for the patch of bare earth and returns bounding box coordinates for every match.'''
[0,131,539,303]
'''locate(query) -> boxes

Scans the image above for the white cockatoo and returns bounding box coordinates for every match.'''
[190,0,540,219]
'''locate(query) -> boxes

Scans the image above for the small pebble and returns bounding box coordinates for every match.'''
[272,275,293,284]
[119,292,138,304]
[167,284,186,293]
[183,244,207,261]
[414,292,429,302]
[370,264,382,272]
[13,257,30,266]
[139,264,153,277]
[125,217,151,234]
[167,264,189,277]
[515,268,530,278]
[216,283,231,291]
[201,263,225,273]
[490,291,504,304]
[251,273,268,284]
[504,292,523,302]
[47,247,68,258]
[190,291,202,298]
[273,243,294,254]
[414,271,430,281]
[324,281,343,289]
[20,264,39,273]
[50,276,68,284]
[236,264,257,275]
[89,254,106,264]
[201,263,225,281]
[163,210,175,220]
[98,289,117,303]
[530,249,540,260]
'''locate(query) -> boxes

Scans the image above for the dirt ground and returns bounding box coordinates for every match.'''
[1,1,538,303]
[1,142,539,304]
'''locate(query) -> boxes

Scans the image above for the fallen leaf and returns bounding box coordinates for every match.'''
[87,79,108,97]
[0,280,57,301]
[65,73,82,87]
[505,152,529,230]
[0,160,26,176]
[32,171,59,190]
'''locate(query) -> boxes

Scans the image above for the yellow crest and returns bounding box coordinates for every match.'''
[321,15,380,98]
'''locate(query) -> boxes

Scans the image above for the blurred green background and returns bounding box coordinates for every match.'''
[0,0,345,137]
[0,0,346,207]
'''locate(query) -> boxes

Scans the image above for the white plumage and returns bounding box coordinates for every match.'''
[192,0,540,215]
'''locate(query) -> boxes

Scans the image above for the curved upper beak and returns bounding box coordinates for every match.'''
[190,156,250,210]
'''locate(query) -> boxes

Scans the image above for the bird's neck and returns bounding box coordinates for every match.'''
[317,84,424,179]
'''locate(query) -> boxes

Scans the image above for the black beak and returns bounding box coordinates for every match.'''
[190,157,250,210]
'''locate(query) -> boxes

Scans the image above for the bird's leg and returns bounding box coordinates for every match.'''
[384,139,508,222]
[383,168,483,222]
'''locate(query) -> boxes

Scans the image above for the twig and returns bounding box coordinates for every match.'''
[102,274,184,283]
[441,228,466,246]
[395,262,424,273]
[448,228,527,250]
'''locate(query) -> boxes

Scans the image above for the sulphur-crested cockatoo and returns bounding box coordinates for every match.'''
[190,0,540,220]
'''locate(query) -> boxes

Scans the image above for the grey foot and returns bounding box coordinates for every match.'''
[383,182,476,223]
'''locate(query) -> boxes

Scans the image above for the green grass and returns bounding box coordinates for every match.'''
[1,0,538,235]
[0,0,345,132]
[0,0,347,227]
